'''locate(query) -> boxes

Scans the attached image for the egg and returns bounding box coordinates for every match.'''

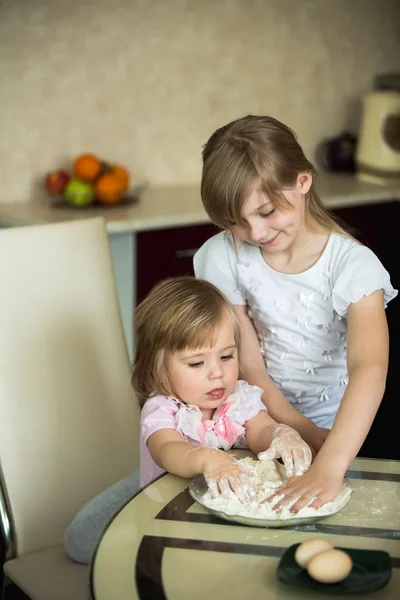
[294,538,334,568]
[307,549,353,584]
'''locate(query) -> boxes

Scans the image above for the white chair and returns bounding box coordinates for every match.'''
[0,217,140,599]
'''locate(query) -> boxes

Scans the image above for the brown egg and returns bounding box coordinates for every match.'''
[307,549,353,583]
[294,538,334,568]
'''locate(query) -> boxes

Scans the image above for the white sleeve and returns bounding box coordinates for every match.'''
[193,231,247,305]
[331,245,398,317]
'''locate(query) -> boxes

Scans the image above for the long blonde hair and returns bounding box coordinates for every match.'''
[132,276,241,407]
[201,114,350,236]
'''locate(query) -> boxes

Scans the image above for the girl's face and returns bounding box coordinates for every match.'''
[166,317,239,411]
[232,173,312,254]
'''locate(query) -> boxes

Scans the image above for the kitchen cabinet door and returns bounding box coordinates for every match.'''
[136,222,219,305]
[332,201,398,288]
[332,201,399,460]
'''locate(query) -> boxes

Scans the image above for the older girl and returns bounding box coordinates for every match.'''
[194,114,397,512]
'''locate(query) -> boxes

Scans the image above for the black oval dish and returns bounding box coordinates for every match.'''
[277,543,392,595]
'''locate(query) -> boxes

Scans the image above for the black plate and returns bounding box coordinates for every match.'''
[277,543,392,595]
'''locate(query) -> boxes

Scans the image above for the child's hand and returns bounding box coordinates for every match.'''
[270,463,345,513]
[203,451,254,503]
[257,424,312,477]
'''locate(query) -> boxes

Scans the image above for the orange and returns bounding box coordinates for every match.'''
[110,164,130,191]
[73,154,102,181]
[95,174,125,205]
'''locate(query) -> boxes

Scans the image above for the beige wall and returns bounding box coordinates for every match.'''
[0,0,399,204]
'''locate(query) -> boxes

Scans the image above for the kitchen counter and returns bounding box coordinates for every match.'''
[0,173,399,234]
[1,173,398,361]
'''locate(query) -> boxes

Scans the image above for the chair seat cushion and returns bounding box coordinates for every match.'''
[3,545,89,600]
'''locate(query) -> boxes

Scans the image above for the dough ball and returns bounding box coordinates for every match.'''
[294,538,333,568]
[307,549,353,584]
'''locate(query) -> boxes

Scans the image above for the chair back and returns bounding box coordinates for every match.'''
[0,217,140,558]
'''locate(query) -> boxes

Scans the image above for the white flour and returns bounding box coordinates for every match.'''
[201,458,352,521]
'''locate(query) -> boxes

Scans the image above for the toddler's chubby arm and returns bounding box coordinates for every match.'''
[233,305,329,453]
[245,411,312,477]
[147,429,253,501]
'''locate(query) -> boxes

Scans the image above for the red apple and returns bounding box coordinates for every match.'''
[45,170,71,195]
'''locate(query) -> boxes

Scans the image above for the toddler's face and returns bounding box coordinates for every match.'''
[232,173,312,254]
[166,317,239,412]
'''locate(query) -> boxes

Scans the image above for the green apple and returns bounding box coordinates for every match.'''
[64,179,95,207]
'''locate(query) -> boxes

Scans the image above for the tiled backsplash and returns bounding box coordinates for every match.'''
[1,0,399,203]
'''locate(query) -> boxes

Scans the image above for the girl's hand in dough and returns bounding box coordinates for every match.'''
[203,451,255,503]
[258,424,312,477]
[269,463,345,513]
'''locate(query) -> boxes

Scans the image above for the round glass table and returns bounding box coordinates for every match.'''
[90,455,400,600]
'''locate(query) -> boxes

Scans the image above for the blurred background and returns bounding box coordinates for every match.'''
[0,0,399,204]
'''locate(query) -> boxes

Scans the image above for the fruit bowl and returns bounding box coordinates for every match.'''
[48,184,145,210]
[44,154,144,209]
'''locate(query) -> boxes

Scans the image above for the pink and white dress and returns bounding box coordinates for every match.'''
[140,380,266,487]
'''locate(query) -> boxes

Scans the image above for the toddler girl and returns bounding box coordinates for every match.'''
[65,276,311,563]
[135,277,311,495]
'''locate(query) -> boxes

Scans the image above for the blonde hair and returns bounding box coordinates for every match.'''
[201,114,350,236]
[132,276,241,407]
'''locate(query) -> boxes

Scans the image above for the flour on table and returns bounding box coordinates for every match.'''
[201,458,352,521]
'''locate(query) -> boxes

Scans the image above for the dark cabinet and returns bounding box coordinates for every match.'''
[332,201,398,290]
[136,222,219,305]
[332,201,398,460]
